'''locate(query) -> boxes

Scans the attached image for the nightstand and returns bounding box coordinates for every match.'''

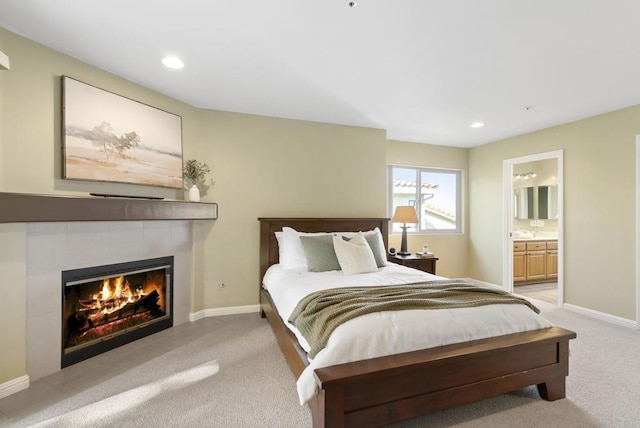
[387,254,438,275]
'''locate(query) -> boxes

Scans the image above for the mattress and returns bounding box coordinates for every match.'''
[262,263,553,404]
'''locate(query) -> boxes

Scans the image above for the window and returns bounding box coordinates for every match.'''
[388,165,462,234]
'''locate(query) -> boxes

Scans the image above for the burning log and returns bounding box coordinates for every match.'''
[66,289,162,341]
[125,289,161,317]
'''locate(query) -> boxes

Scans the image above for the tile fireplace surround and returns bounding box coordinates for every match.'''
[0,192,218,397]
[26,220,191,381]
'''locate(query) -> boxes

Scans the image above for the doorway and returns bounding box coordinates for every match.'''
[502,150,563,307]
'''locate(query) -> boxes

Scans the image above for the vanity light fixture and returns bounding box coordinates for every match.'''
[514,172,537,180]
[470,122,484,128]
[162,56,184,69]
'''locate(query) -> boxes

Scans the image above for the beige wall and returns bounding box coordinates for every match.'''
[386,140,469,278]
[0,28,388,384]
[0,28,199,197]
[197,112,387,308]
[0,39,5,188]
[469,107,639,320]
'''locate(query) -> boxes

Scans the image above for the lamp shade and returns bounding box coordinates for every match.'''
[392,206,418,224]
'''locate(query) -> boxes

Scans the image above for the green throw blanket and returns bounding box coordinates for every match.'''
[288,279,540,359]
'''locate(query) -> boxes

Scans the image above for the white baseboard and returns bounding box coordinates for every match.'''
[189,304,261,322]
[0,374,29,400]
[562,303,637,329]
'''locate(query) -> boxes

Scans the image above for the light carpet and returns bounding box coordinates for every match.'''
[2,300,640,427]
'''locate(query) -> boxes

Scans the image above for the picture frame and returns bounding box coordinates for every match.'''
[62,76,183,189]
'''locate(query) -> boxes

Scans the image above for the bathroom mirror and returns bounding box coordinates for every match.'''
[538,185,558,219]
[514,187,534,219]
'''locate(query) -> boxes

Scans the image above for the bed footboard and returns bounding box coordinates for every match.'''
[310,326,575,428]
[261,287,575,428]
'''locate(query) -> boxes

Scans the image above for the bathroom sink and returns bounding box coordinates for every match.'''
[512,231,534,239]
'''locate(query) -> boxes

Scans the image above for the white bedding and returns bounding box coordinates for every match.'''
[263,263,553,405]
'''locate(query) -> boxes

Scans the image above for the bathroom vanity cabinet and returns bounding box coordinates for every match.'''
[546,241,558,279]
[513,242,527,282]
[513,240,558,284]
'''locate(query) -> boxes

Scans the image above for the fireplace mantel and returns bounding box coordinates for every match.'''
[0,192,218,223]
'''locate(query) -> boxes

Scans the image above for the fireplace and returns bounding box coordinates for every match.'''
[61,256,174,367]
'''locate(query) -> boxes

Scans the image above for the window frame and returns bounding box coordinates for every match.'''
[387,165,463,234]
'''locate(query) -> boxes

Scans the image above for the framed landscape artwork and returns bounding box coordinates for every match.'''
[62,76,183,189]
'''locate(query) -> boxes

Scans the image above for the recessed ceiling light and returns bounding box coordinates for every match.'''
[162,56,184,69]
[470,122,485,128]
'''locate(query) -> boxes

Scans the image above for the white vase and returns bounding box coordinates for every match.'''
[188,184,200,202]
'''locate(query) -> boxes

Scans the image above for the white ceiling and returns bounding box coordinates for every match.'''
[1,0,640,148]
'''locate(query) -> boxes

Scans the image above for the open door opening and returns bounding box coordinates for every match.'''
[503,151,563,307]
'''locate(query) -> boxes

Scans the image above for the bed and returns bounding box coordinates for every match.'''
[259,217,576,428]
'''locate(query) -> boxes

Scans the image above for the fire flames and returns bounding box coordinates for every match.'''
[76,271,165,325]
[94,276,146,315]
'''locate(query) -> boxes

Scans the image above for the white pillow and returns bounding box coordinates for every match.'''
[333,233,378,275]
[275,230,283,248]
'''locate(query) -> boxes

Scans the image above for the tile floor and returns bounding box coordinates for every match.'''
[514,282,558,304]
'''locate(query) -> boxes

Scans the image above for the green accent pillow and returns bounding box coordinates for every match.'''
[363,233,386,268]
[300,235,341,272]
[343,232,386,268]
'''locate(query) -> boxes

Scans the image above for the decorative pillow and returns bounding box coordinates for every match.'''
[275,231,284,263]
[362,229,387,268]
[279,227,308,270]
[333,233,378,275]
[342,228,387,268]
[279,227,332,270]
[300,235,341,272]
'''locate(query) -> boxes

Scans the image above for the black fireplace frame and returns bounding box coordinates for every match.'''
[61,256,174,368]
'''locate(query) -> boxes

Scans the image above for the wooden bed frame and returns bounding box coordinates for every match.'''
[258,217,576,428]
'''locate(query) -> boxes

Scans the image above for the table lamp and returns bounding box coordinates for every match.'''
[392,206,418,255]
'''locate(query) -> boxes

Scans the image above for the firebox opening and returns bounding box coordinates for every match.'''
[61,256,173,368]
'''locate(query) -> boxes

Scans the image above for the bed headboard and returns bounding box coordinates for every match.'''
[258,217,389,282]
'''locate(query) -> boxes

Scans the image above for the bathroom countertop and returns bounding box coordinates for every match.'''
[513,236,558,241]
